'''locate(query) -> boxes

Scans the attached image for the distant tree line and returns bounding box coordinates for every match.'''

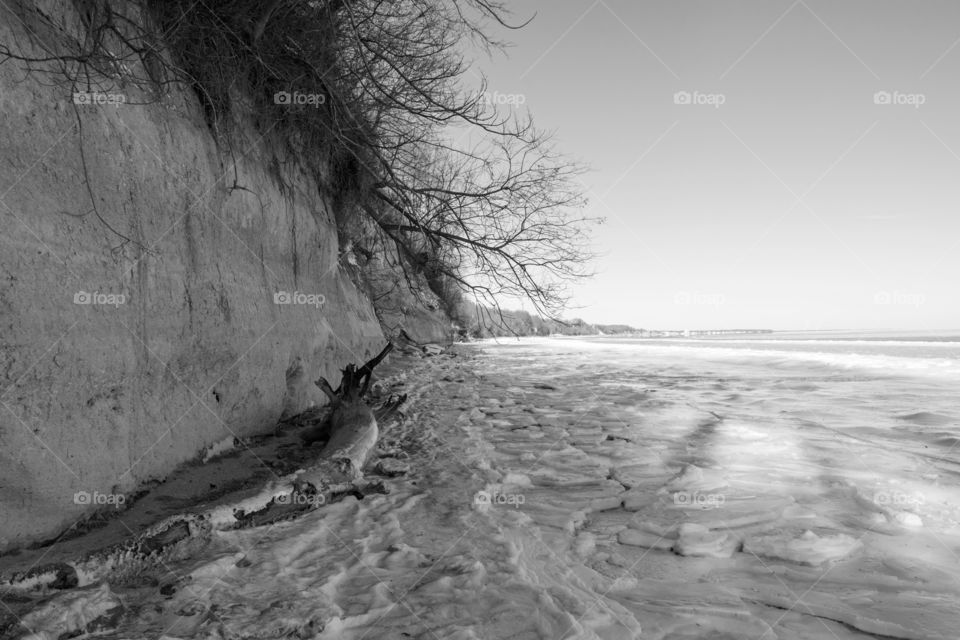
[451,301,638,339]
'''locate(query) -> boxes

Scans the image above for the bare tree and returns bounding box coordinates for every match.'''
[1,0,597,319]
[307,0,594,319]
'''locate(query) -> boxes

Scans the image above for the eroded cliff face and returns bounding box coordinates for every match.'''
[0,4,448,551]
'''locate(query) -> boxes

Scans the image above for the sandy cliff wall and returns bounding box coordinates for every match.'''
[0,4,447,551]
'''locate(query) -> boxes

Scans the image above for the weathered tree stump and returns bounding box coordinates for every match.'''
[0,344,406,596]
[300,343,396,484]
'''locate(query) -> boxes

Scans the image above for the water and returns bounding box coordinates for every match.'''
[462,335,960,638]
[57,335,960,639]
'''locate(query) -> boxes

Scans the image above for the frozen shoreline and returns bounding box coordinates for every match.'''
[4,339,960,639]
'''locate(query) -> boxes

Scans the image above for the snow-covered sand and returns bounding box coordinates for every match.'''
[9,337,960,639]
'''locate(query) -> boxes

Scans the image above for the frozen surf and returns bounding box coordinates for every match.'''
[13,336,960,639]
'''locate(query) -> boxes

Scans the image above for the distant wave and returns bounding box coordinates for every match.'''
[526,337,960,381]
[656,338,960,347]
[718,349,960,378]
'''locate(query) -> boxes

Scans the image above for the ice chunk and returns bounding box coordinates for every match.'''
[891,511,923,527]
[625,492,792,531]
[664,464,728,493]
[589,494,625,512]
[573,532,597,557]
[743,529,862,565]
[622,489,655,511]
[673,523,738,558]
[609,463,669,490]
[618,529,674,551]
[502,472,532,487]
[20,583,122,640]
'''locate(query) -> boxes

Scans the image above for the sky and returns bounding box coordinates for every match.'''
[470,0,960,331]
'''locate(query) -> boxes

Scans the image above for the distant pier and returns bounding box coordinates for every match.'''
[639,329,773,338]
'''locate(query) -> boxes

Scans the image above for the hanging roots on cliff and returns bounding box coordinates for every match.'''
[1,0,596,327]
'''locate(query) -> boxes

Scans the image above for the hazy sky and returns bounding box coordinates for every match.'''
[474,0,960,331]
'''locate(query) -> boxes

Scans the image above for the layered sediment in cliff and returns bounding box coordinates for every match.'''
[0,3,449,551]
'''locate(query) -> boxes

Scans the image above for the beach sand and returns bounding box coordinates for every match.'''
[4,340,960,639]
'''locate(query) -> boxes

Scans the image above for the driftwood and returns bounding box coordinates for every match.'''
[316,341,394,404]
[300,343,397,484]
[394,328,448,358]
[0,345,405,597]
